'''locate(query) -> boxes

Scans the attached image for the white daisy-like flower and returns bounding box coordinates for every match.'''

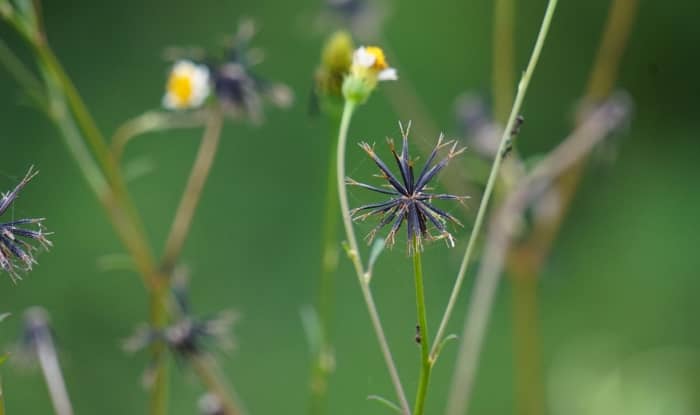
[162,60,211,110]
[352,46,398,81]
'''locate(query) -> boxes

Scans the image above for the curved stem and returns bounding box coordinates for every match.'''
[431,0,560,362]
[412,238,431,415]
[111,109,208,163]
[336,100,411,415]
[161,106,224,273]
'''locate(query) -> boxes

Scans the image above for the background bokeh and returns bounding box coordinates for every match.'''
[1,0,699,414]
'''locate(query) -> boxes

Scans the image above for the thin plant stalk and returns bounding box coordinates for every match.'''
[492,0,546,413]
[504,5,638,411]
[161,105,224,273]
[412,237,431,415]
[430,0,560,363]
[514,0,639,275]
[3,7,241,414]
[336,100,411,415]
[309,117,342,415]
[190,354,244,415]
[446,98,627,415]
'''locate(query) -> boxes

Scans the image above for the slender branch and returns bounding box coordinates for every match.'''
[160,106,224,273]
[412,237,431,415]
[431,0,560,361]
[32,40,163,291]
[584,0,639,101]
[446,96,629,415]
[111,109,208,162]
[336,100,411,415]
[513,0,640,276]
[190,353,245,415]
[0,38,46,107]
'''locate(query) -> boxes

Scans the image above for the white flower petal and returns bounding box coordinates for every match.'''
[377,68,398,81]
[353,46,376,68]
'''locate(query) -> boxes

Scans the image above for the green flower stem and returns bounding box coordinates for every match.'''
[111,109,208,162]
[411,238,431,415]
[32,39,163,292]
[161,105,224,273]
[431,0,559,363]
[309,116,342,415]
[336,100,411,415]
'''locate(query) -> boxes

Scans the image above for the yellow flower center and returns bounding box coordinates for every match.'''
[365,46,388,70]
[167,72,193,107]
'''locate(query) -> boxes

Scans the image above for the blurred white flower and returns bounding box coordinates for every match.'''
[162,60,210,110]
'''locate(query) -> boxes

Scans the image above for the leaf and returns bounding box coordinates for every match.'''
[367,395,401,413]
[367,237,386,274]
[433,334,460,360]
[299,305,321,355]
[0,313,10,323]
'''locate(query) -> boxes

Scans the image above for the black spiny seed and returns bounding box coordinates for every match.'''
[0,167,51,283]
[347,122,467,254]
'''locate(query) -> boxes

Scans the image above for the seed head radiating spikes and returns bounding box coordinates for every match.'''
[0,167,52,283]
[347,122,467,254]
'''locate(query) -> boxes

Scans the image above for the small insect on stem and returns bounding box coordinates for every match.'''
[415,324,422,345]
[501,115,525,158]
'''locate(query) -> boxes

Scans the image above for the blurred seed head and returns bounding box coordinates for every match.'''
[454,93,501,159]
[124,271,237,359]
[348,122,467,254]
[199,393,224,415]
[162,20,293,122]
[0,167,52,283]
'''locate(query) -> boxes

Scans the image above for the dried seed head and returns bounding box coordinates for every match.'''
[0,167,52,283]
[348,122,467,255]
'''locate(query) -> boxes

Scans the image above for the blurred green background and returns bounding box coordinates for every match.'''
[1,0,700,414]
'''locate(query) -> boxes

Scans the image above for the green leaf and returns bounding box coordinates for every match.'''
[367,395,401,413]
[367,237,386,273]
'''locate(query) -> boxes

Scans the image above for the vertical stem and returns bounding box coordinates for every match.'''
[336,100,411,415]
[161,106,224,273]
[510,273,543,415]
[309,117,341,415]
[149,286,170,415]
[412,238,431,415]
[431,0,560,362]
[492,0,516,123]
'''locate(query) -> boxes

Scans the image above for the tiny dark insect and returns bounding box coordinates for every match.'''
[415,324,422,344]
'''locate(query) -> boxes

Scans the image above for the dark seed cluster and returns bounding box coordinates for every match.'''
[0,167,51,282]
[348,122,467,254]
